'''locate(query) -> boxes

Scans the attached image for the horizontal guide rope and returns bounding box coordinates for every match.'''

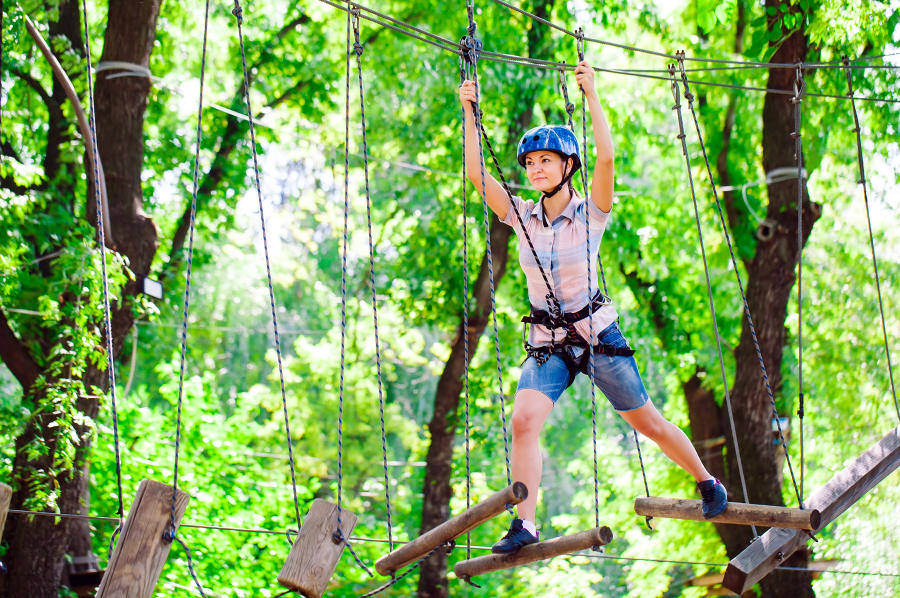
[491,0,900,70]
[7,509,899,577]
[315,0,899,104]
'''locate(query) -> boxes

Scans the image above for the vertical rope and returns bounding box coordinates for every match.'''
[791,65,806,505]
[351,16,393,553]
[843,58,899,422]
[231,0,302,533]
[460,58,473,559]
[669,67,758,538]
[571,39,601,532]
[339,0,351,526]
[78,0,125,546]
[675,56,802,511]
[469,48,511,487]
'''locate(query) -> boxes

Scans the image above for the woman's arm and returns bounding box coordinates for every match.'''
[459,80,510,220]
[574,62,614,214]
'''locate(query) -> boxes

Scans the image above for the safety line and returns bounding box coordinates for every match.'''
[232,0,304,538]
[669,67,758,539]
[459,57,473,560]
[350,11,394,553]
[674,60,804,511]
[490,0,900,71]
[843,59,899,422]
[316,0,900,104]
[8,509,899,578]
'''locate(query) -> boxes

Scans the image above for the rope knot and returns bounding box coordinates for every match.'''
[231,0,243,23]
[683,90,694,102]
[353,42,364,56]
[565,102,575,116]
[467,21,477,36]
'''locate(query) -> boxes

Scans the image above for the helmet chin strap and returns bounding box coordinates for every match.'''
[538,162,577,227]
[540,162,577,201]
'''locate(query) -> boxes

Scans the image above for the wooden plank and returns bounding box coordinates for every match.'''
[277,499,357,598]
[723,423,900,594]
[0,482,11,538]
[634,497,820,530]
[96,479,190,598]
[453,526,613,579]
[375,482,527,576]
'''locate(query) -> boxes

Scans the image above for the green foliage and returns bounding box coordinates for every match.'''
[2,0,899,596]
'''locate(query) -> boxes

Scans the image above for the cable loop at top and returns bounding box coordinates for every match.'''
[575,27,585,61]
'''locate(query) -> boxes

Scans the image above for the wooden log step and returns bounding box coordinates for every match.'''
[96,479,190,598]
[278,499,357,598]
[722,423,900,595]
[634,496,821,530]
[453,525,613,579]
[375,482,527,576]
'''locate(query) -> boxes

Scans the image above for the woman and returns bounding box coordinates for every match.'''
[458,61,728,555]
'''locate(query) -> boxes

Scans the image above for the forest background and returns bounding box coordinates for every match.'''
[0,0,899,597]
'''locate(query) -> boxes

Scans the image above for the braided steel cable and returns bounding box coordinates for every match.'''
[168,0,211,546]
[843,58,900,422]
[669,68,758,539]
[78,0,125,553]
[792,66,806,505]
[459,58,473,559]
[468,49,512,488]
[351,14,394,553]
[231,0,304,536]
[569,46,601,532]
[674,58,803,511]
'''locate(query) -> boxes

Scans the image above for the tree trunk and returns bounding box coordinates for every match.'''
[0,2,162,597]
[715,3,820,595]
[416,2,557,595]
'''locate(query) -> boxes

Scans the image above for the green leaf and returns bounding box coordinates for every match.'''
[767,5,777,15]
[779,3,788,13]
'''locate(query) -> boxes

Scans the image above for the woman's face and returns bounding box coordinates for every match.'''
[524,151,571,193]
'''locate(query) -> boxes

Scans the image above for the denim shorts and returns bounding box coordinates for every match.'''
[517,322,650,412]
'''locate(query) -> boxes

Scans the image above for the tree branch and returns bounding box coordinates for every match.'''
[11,68,55,108]
[0,310,40,391]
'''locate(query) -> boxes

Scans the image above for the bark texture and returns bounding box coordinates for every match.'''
[712,3,819,595]
[0,2,162,597]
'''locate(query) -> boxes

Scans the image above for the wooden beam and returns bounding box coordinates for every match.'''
[96,479,190,598]
[277,499,357,598]
[634,497,820,530]
[453,526,613,579]
[0,482,11,538]
[723,423,900,594]
[375,482,527,576]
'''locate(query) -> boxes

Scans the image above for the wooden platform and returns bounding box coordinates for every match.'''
[277,499,357,598]
[634,496,820,530]
[375,482,527,576]
[453,526,613,579]
[723,423,900,594]
[96,479,190,598]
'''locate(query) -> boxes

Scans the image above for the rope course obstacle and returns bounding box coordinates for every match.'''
[9,0,898,595]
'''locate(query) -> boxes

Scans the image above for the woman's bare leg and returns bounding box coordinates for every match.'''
[618,400,711,482]
[510,389,556,523]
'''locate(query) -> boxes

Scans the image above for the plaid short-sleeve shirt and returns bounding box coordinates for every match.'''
[501,194,617,348]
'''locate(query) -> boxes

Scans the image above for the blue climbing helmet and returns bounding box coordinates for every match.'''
[516,125,582,173]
